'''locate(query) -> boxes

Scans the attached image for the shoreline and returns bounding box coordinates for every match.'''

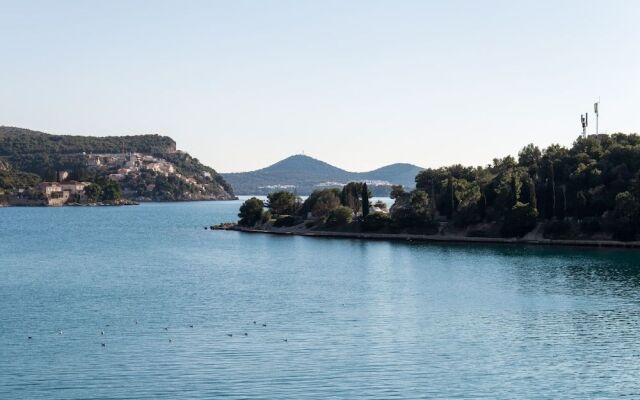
[213,224,640,249]
[0,197,239,208]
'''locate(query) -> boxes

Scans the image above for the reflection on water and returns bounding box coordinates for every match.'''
[1,201,640,399]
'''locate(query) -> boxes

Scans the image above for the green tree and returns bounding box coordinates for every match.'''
[390,185,406,200]
[326,206,353,227]
[238,197,264,226]
[361,182,370,217]
[101,181,122,201]
[518,143,541,176]
[301,189,341,218]
[266,191,300,215]
[390,190,431,228]
[84,184,102,202]
[612,191,639,240]
[340,182,363,213]
[363,211,391,231]
[501,202,539,238]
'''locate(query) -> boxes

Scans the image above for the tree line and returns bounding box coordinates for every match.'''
[238,182,376,228]
[238,133,640,241]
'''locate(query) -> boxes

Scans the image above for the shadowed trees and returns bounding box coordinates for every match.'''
[238,197,264,226]
[413,133,640,239]
[266,191,301,216]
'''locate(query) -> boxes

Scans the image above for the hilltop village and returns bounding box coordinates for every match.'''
[0,127,235,206]
[2,151,230,206]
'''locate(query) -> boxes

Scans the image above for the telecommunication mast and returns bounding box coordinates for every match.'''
[581,113,588,137]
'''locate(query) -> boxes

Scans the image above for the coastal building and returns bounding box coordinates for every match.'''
[87,156,102,167]
[124,153,140,168]
[146,162,175,175]
[108,173,126,181]
[36,182,71,206]
[37,182,63,196]
[60,181,91,194]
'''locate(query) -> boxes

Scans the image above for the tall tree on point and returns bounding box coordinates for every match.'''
[361,183,370,217]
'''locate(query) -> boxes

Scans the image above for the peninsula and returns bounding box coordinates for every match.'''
[216,133,640,246]
[0,126,235,206]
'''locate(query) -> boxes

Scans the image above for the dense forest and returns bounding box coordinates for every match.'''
[238,133,640,241]
[0,126,176,155]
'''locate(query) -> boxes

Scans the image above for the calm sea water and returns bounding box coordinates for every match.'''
[1,199,640,399]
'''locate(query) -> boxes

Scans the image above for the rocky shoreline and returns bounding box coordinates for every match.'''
[1,199,140,207]
[211,223,640,249]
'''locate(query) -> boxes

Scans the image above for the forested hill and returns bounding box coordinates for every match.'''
[409,132,640,240]
[0,126,234,201]
[222,154,423,195]
[0,126,176,155]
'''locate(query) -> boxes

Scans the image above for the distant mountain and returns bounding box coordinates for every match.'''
[222,154,423,195]
[0,126,234,200]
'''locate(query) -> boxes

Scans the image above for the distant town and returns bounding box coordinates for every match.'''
[16,152,211,206]
[0,127,236,206]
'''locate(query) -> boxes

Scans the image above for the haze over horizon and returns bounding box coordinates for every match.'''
[1,0,639,173]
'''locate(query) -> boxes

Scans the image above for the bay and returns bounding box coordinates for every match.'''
[1,199,640,399]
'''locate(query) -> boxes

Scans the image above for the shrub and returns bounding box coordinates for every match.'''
[363,211,391,231]
[579,217,601,235]
[501,202,538,238]
[543,219,573,239]
[467,229,489,238]
[273,215,300,227]
[612,221,637,241]
[611,191,639,241]
[453,204,482,227]
[326,206,353,227]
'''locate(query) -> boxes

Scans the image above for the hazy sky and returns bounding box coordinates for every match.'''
[1,1,639,172]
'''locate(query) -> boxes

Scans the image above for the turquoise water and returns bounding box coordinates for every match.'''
[1,200,640,399]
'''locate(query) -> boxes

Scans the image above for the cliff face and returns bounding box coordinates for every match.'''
[0,126,234,200]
